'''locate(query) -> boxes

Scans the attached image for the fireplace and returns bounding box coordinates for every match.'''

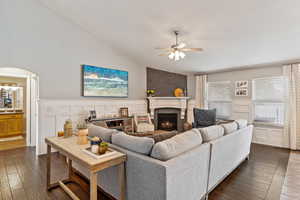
[157,113,177,131]
[154,108,183,131]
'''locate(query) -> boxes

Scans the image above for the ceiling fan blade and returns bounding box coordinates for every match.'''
[181,48,203,52]
[155,47,173,51]
[158,52,171,56]
[176,43,186,49]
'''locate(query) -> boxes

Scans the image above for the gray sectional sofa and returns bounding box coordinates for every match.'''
[73,119,253,200]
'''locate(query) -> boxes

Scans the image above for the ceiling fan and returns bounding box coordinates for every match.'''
[156,31,203,61]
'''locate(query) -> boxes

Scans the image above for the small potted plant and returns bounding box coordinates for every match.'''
[147,89,155,97]
[99,142,109,154]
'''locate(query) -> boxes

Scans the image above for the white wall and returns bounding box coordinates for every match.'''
[0,0,146,100]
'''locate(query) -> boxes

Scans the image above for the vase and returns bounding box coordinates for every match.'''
[77,129,88,145]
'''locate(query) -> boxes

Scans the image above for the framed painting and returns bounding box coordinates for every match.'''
[82,65,128,97]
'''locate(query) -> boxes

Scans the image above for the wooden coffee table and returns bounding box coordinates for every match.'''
[45,136,126,200]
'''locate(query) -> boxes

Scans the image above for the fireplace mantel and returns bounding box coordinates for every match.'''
[147,97,190,119]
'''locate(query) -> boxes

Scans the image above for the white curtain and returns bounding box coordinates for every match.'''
[283,64,300,150]
[195,74,207,108]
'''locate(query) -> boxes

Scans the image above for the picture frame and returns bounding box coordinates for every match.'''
[235,80,248,88]
[235,88,248,96]
[81,64,128,97]
[235,80,248,96]
[119,107,129,117]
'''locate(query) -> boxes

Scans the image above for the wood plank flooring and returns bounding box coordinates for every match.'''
[280,151,300,200]
[0,144,290,200]
[209,144,290,200]
[0,139,26,151]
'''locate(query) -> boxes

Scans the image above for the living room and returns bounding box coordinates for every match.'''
[1,0,300,200]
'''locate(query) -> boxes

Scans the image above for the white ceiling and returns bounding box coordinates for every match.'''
[40,0,300,73]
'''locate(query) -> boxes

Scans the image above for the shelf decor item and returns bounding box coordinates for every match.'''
[174,88,184,97]
[146,89,155,97]
[63,119,73,138]
[90,137,102,153]
[82,65,128,97]
[120,107,129,117]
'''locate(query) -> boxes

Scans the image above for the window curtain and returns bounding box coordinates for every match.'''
[195,74,207,108]
[283,64,300,150]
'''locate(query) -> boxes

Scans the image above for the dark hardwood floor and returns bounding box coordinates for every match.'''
[210,144,290,200]
[0,144,290,200]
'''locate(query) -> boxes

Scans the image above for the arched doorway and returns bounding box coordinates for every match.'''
[0,67,39,150]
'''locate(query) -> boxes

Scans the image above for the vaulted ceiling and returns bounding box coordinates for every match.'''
[40,0,300,72]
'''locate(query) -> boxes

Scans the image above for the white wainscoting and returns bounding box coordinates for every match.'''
[38,99,147,155]
[232,100,289,148]
[252,126,289,148]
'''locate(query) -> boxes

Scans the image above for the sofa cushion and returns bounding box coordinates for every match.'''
[88,124,118,142]
[199,125,224,142]
[149,131,177,143]
[235,119,248,129]
[150,129,203,161]
[112,133,155,155]
[221,122,238,135]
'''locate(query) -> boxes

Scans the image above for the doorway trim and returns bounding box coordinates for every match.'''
[0,67,39,148]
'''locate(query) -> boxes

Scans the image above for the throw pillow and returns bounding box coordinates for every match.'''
[149,131,177,143]
[88,124,118,143]
[112,133,155,155]
[235,119,248,129]
[150,129,203,161]
[221,122,238,135]
[199,125,224,142]
[193,108,216,127]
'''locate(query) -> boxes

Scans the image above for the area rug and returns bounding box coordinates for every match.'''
[0,136,24,142]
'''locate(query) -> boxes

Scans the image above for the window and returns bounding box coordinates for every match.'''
[252,76,287,125]
[207,81,232,119]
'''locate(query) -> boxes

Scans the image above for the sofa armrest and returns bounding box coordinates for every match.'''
[163,143,210,200]
[208,125,253,191]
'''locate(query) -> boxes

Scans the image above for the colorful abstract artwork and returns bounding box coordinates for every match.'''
[82,65,128,97]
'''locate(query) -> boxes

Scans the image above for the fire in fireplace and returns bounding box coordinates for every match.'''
[157,113,178,131]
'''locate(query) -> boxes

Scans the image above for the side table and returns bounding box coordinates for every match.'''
[45,136,126,200]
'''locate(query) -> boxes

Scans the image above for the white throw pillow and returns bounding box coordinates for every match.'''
[199,125,224,142]
[221,122,238,135]
[235,119,248,129]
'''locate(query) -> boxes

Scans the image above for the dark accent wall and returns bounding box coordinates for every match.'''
[147,67,187,97]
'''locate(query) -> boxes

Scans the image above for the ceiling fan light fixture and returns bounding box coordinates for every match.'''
[157,30,202,61]
[179,51,185,59]
[168,52,175,59]
[174,51,180,61]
